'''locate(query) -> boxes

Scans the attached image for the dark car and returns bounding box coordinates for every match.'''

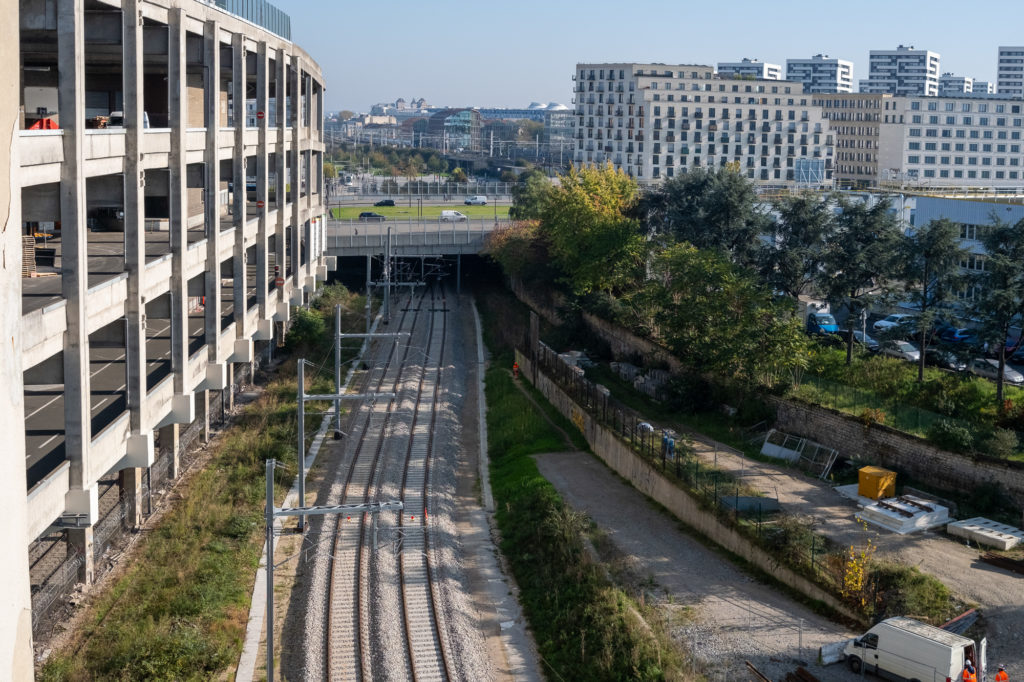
[358,212,386,221]
[938,327,980,345]
[925,348,968,371]
[374,199,395,207]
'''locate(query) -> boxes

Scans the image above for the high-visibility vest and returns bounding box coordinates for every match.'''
[962,669,977,682]
[995,670,1009,682]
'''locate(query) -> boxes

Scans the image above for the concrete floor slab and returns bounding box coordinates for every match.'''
[947,518,1024,550]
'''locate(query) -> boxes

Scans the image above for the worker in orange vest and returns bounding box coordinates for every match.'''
[996,664,1009,682]
[962,661,977,682]
[512,361,519,379]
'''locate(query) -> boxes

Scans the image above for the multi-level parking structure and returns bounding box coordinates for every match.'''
[1,0,329,668]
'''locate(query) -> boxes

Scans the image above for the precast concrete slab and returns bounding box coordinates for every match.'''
[855,495,950,534]
[947,517,1024,550]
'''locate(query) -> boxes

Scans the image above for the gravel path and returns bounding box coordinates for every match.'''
[534,450,864,681]
[688,439,1024,678]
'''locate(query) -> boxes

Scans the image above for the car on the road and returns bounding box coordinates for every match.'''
[968,357,1024,385]
[440,210,468,222]
[880,340,920,362]
[374,199,395,207]
[464,195,488,206]
[358,211,386,221]
[925,348,967,371]
[873,313,918,334]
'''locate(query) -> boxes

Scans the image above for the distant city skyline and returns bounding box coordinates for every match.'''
[270,0,1024,112]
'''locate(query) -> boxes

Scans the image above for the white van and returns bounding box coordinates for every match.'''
[440,210,468,222]
[844,617,984,682]
[464,195,487,205]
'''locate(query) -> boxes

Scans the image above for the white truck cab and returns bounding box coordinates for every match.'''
[844,617,984,682]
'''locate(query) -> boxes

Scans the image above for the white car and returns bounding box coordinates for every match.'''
[464,195,487,206]
[439,210,468,222]
[880,340,920,363]
[969,357,1024,385]
[873,313,917,334]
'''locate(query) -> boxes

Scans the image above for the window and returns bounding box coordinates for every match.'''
[927,101,937,111]
[912,115,922,124]
[910,101,921,110]
[908,142,921,150]
[908,155,920,164]
[909,128,922,137]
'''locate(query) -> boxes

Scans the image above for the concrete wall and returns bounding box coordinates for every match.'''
[1,3,36,677]
[516,349,865,625]
[773,398,1024,508]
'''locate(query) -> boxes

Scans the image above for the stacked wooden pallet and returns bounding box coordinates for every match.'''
[22,236,35,277]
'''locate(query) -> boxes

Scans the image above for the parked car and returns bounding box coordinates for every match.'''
[872,313,918,335]
[852,330,880,353]
[925,348,967,371]
[969,357,1024,385]
[107,110,150,128]
[938,327,980,346]
[806,312,839,335]
[440,210,468,222]
[374,199,395,207]
[358,212,386,221]
[880,340,920,362]
[464,195,487,206]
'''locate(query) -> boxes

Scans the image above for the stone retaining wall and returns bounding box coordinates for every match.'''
[516,349,865,625]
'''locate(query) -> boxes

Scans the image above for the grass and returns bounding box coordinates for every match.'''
[38,286,365,682]
[331,204,510,220]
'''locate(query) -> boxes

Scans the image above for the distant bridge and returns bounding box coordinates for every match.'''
[325,218,510,257]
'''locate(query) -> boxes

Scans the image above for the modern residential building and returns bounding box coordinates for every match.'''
[717,58,782,80]
[573,63,835,187]
[939,73,974,96]
[859,45,940,97]
[426,108,483,152]
[997,46,1024,98]
[7,0,328,671]
[810,93,898,188]
[975,81,997,94]
[786,54,854,94]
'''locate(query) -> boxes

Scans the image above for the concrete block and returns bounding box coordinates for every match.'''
[947,517,1024,550]
[316,264,327,282]
[289,289,304,306]
[274,300,290,322]
[254,318,273,340]
[229,337,253,362]
[123,432,155,469]
[156,392,195,427]
[65,486,99,525]
[325,255,337,271]
[304,275,316,292]
[203,362,226,390]
[855,495,950,534]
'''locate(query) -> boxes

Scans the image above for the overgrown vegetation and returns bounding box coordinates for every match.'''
[480,289,695,681]
[39,284,365,681]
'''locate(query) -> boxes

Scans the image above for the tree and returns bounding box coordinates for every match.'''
[638,167,769,265]
[450,166,468,184]
[509,169,552,220]
[517,120,545,142]
[323,161,337,180]
[900,218,968,381]
[538,164,645,296]
[817,197,903,364]
[757,192,836,301]
[648,243,808,383]
[971,216,1024,407]
[337,110,355,121]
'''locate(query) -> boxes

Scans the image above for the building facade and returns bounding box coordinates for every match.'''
[426,108,483,152]
[810,93,898,188]
[859,45,940,97]
[939,73,974,96]
[786,54,854,94]
[717,58,782,80]
[573,63,835,187]
[998,46,1024,98]
[7,0,328,671]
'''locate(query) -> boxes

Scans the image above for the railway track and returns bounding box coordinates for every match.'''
[323,282,452,681]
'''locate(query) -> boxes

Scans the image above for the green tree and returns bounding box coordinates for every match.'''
[757,192,836,301]
[818,197,903,364]
[509,169,552,220]
[900,218,968,381]
[538,164,645,295]
[648,244,808,383]
[638,167,769,265]
[517,120,545,142]
[323,161,337,179]
[450,166,468,184]
[426,154,445,175]
[971,216,1024,407]
[337,109,355,121]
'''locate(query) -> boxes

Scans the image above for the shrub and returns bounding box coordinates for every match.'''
[870,562,953,623]
[982,428,1019,459]
[859,408,886,427]
[927,419,974,453]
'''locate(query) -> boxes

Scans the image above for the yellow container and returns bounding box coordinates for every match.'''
[858,466,896,500]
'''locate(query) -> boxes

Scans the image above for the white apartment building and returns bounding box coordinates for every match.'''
[939,73,974,96]
[860,45,940,97]
[4,0,329,672]
[975,81,997,94]
[786,54,854,94]
[997,46,1024,98]
[717,58,782,80]
[878,96,1024,187]
[573,63,835,187]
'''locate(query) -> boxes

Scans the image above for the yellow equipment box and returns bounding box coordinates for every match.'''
[858,466,896,500]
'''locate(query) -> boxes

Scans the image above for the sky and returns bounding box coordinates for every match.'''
[271,0,1024,114]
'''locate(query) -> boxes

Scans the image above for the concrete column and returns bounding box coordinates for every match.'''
[67,526,95,585]
[231,33,247,335]
[227,363,235,411]
[198,389,210,443]
[255,41,269,321]
[159,423,181,479]
[123,0,148,438]
[121,467,145,529]
[289,56,301,286]
[58,0,93,498]
[168,8,189,402]
[203,20,223,364]
[0,0,34,671]
[275,50,288,295]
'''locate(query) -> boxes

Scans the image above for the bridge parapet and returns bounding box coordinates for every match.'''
[326,218,508,256]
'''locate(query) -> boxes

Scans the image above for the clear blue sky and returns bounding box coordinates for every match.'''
[271,0,1024,113]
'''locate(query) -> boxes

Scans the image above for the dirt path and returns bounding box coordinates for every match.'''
[686,438,1024,677]
[533,450,863,681]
